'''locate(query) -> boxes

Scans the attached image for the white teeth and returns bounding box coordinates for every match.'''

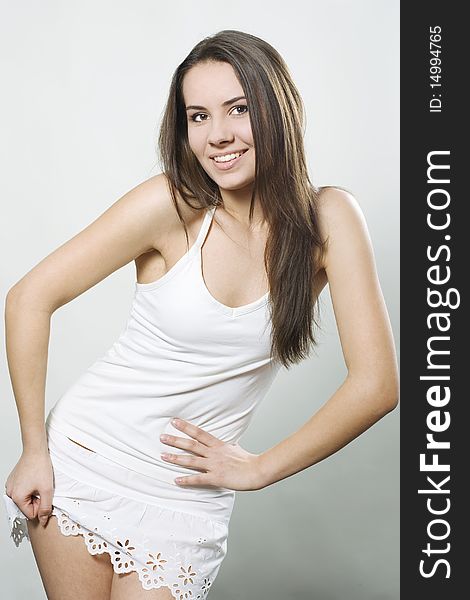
[213,151,244,163]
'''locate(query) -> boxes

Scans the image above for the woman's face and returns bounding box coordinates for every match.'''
[182,61,255,192]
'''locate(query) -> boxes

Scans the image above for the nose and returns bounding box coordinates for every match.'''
[207,116,234,146]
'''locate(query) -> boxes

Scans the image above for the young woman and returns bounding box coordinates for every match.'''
[3,29,399,600]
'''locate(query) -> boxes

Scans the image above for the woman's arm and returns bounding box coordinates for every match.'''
[255,187,399,489]
[5,174,173,454]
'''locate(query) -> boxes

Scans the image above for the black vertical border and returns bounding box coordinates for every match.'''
[401,2,465,597]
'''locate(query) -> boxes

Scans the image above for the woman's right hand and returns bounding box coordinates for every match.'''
[4,448,54,527]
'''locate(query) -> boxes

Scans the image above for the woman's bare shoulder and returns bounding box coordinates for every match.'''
[133,173,202,253]
[317,185,361,221]
[315,185,374,274]
[314,186,366,270]
[7,173,201,311]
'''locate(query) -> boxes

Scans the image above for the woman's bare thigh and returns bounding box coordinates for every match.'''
[110,571,175,599]
[27,514,114,600]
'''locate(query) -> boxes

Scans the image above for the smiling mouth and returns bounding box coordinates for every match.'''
[210,149,248,170]
[211,149,248,162]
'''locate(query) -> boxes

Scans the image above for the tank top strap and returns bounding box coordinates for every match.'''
[193,205,216,251]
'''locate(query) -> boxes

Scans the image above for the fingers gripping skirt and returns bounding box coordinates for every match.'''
[3,426,235,599]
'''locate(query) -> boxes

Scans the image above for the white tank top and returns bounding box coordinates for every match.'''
[46,205,281,485]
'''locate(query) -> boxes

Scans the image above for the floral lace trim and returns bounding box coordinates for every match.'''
[53,508,215,599]
[7,506,216,599]
[8,513,29,548]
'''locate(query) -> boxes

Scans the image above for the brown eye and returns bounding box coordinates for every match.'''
[190,113,207,123]
[232,105,248,115]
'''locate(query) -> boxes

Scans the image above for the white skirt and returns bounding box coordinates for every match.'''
[3,425,236,599]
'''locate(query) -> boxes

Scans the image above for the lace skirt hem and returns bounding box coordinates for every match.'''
[2,426,233,599]
[3,493,217,598]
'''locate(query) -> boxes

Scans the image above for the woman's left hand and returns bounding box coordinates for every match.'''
[160,419,264,491]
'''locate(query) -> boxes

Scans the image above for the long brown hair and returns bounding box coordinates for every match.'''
[157,30,328,369]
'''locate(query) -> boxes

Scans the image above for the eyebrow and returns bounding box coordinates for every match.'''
[185,95,246,111]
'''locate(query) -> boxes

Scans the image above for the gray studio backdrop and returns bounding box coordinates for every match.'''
[0,1,399,598]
